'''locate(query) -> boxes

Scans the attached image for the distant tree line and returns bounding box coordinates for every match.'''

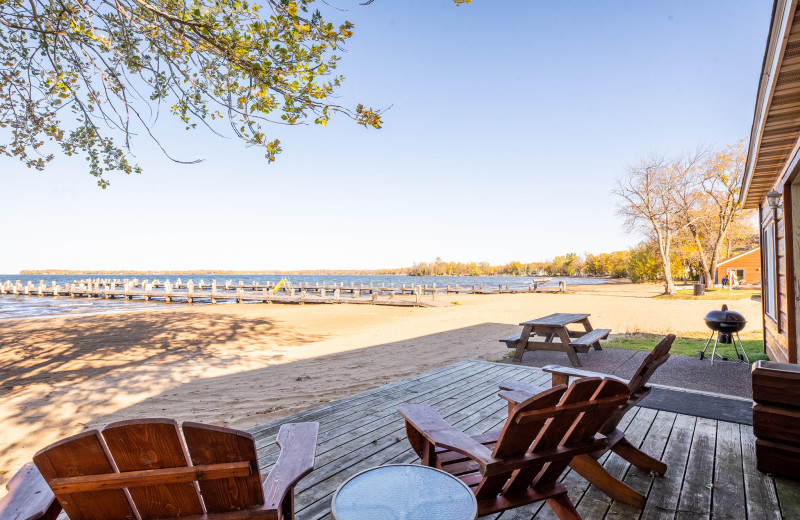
[409,231,757,283]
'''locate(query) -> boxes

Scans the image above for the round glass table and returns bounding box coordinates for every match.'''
[331,464,478,520]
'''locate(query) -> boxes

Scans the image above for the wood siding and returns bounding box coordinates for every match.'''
[761,168,797,364]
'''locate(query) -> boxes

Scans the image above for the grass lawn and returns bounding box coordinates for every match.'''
[606,333,769,362]
[655,288,761,300]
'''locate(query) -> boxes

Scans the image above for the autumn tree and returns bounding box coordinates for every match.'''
[613,150,705,294]
[0,1,465,187]
[678,141,756,283]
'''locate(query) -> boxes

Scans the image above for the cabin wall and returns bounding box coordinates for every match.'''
[760,160,798,364]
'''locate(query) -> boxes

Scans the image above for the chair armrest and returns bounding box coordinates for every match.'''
[0,463,61,520]
[397,404,495,466]
[497,380,547,409]
[498,380,545,395]
[262,422,319,511]
[542,364,627,386]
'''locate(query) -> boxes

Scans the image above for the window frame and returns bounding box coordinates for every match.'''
[764,220,778,322]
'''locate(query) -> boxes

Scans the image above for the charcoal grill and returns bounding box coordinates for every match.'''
[699,304,749,365]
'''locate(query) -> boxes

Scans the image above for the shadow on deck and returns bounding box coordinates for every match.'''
[249,360,800,519]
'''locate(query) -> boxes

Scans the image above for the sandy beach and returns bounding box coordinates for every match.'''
[0,283,762,493]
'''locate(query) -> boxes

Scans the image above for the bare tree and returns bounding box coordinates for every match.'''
[613,150,705,294]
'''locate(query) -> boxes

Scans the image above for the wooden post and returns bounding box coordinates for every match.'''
[372,292,378,304]
[334,288,340,301]
[472,285,476,294]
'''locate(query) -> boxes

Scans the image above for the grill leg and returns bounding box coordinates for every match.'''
[735,332,750,363]
[699,330,715,360]
[710,335,720,366]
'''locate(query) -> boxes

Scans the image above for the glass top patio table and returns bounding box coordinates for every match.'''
[331,464,478,520]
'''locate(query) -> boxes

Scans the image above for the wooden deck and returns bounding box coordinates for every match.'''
[248,360,800,519]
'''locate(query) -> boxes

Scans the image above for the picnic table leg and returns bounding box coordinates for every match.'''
[556,328,582,367]
[579,317,602,350]
[512,324,534,362]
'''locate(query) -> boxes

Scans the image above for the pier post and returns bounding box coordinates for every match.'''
[372,292,378,304]
[334,288,340,301]
[472,285,476,294]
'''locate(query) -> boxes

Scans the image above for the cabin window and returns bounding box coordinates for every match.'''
[764,221,777,321]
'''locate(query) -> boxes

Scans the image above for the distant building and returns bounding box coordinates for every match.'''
[714,247,761,285]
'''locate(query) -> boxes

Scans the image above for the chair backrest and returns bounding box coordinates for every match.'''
[32,419,264,520]
[625,334,675,396]
[475,377,629,501]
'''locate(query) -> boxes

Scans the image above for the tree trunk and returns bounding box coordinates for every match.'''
[655,229,677,295]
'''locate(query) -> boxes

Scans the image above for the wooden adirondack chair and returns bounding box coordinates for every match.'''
[499,333,675,508]
[0,419,318,520]
[398,377,630,519]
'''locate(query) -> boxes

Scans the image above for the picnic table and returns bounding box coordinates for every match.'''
[500,312,610,367]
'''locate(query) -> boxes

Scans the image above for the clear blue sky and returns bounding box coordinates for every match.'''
[0,0,771,272]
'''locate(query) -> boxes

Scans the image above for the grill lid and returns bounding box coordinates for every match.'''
[704,304,747,332]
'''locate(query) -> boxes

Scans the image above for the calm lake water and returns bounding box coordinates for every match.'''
[0,274,609,320]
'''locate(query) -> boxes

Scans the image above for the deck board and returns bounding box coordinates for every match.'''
[247,360,800,519]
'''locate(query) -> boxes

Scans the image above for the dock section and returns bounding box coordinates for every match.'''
[0,277,556,308]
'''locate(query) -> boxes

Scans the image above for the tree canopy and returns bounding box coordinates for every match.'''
[0,0,437,187]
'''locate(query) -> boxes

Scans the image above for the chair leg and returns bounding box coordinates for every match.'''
[546,493,581,520]
[569,454,646,508]
[279,490,294,520]
[611,437,667,476]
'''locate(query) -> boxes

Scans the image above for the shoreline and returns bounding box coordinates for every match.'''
[0,282,762,494]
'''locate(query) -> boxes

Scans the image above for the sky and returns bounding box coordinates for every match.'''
[0,0,772,272]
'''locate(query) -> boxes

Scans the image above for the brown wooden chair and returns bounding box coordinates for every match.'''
[398,377,630,519]
[0,419,318,520]
[499,333,675,508]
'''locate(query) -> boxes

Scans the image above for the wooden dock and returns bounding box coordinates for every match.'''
[249,360,799,519]
[0,277,557,308]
